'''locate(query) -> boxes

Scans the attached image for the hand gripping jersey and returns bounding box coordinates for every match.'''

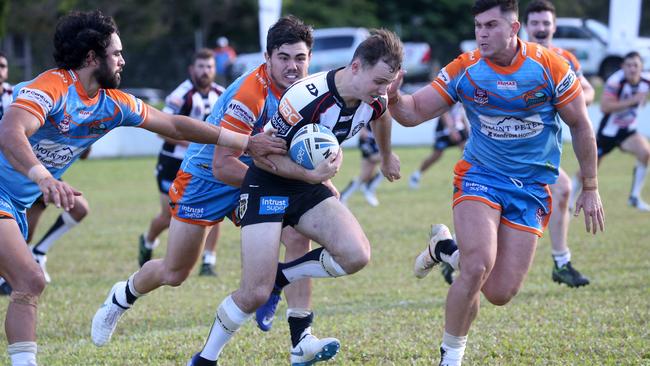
[181,63,284,181]
[161,79,224,159]
[267,69,387,145]
[432,39,581,184]
[0,69,147,207]
[598,69,650,137]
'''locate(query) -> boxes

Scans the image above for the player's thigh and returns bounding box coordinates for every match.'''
[295,197,369,257]
[241,222,283,292]
[482,223,538,296]
[621,133,650,162]
[163,218,208,271]
[281,226,311,261]
[0,219,43,288]
[550,168,571,199]
[453,200,500,277]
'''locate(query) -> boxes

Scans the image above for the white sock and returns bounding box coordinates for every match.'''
[143,232,160,250]
[446,250,460,271]
[552,250,571,268]
[8,341,37,366]
[441,331,467,365]
[200,295,252,361]
[340,178,361,202]
[32,211,79,254]
[281,249,348,283]
[631,162,647,198]
[368,172,383,192]
[203,250,216,265]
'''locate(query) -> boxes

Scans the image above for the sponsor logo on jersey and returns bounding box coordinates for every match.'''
[270,113,291,136]
[464,181,488,193]
[58,114,71,133]
[437,68,450,84]
[259,196,289,215]
[238,193,248,220]
[18,88,53,111]
[306,83,318,96]
[474,88,488,105]
[350,123,364,137]
[52,71,68,83]
[179,205,205,219]
[556,71,576,95]
[497,80,517,90]
[478,113,544,140]
[89,120,109,135]
[77,110,93,119]
[279,98,303,126]
[524,91,548,106]
[32,139,84,169]
[226,100,256,125]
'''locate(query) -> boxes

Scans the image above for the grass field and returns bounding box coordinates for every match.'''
[1,145,649,365]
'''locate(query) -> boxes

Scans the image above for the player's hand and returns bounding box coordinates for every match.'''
[387,70,406,105]
[574,189,605,234]
[380,152,401,182]
[310,149,342,184]
[323,179,340,199]
[38,177,82,211]
[247,129,287,170]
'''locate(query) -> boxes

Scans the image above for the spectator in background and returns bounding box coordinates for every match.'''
[214,36,237,85]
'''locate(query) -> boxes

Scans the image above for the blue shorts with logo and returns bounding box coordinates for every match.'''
[452,159,552,237]
[169,170,239,226]
[239,164,333,227]
[0,188,29,240]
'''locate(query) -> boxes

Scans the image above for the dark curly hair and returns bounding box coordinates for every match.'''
[53,10,118,70]
[266,15,313,56]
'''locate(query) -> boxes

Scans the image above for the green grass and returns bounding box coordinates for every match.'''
[2,145,649,365]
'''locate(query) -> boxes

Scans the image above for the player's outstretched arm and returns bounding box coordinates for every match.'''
[371,113,400,182]
[558,93,605,234]
[387,71,450,127]
[0,107,81,210]
[142,105,286,163]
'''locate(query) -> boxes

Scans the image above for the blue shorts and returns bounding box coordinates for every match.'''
[0,188,29,240]
[169,170,239,226]
[452,160,552,237]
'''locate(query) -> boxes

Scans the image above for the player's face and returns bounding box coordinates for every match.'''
[525,11,556,48]
[0,56,8,84]
[265,42,311,91]
[474,7,520,59]
[352,59,399,104]
[622,56,643,84]
[190,57,216,89]
[95,33,125,89]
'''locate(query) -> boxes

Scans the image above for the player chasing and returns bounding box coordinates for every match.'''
[0,10,283,366]
[185,29,402,366]
[387,0,604,364]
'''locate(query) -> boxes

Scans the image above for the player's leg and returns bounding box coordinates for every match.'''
[189,222,283,365]
[30,195,89,283]
[25,196,46,244]
[139,193,170,266]
[360,156,381,206]
[439,200,500,366]
[621,133,650,210]
[549,168,589,287]
[0,217,46,366]
[199,223,221,276]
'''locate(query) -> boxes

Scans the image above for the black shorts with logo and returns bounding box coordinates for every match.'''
[238,164,333,228]
[434,129,468,151]
[156,153,183,194]
[596,128,636,157]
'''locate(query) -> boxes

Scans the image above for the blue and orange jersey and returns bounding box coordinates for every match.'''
[181,63,283,181]
[431,39,581,184]
[0,69,147,207]
[549,46,582,76]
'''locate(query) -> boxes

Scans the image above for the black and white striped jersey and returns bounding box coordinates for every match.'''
[598,70,650,138]
[266,69,387,145]
[161,79,224,159]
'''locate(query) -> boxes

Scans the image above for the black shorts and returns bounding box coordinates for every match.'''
[359,136,379,159]
[434,130,468,151]
[156,154,183,194]
[238,164,333,228]
[596,129,636,157]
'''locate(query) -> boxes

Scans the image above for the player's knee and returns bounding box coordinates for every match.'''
[459,261,490,288]
[483,286,518,306]
[248,285,276,310]
[162,269,191,287]
[14,268,47,297]
[342,242,371,274]
[639,151,650,165]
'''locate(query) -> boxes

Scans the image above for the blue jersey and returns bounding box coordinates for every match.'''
[0,69,147,207]
[432,39,581,184]
[181,63,282,181]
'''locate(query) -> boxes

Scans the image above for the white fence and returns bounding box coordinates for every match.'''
[88,104,650,158]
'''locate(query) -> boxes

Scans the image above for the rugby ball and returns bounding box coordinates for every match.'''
[289,124,340,169]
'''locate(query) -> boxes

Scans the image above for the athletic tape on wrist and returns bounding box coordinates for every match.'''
[27,165,51,183]
[217,129,249,151]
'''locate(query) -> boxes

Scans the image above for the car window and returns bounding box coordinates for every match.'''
[555,25,592,40]
[313,36,355,51]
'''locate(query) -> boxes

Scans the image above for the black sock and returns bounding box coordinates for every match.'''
[125,279,138,305]
[275,247,325,289]
[434,239,457,262]
[192,354,217,366]
[289,312,314,348]
[32,215,65,253]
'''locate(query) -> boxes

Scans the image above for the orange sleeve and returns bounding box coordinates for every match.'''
[105,89,148,126]
[430,52,477,106]
[220,73,265,135]
[12,69,70,125]
[544,49,581,109]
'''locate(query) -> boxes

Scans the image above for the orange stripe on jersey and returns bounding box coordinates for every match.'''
[524,41,581,108]
[431,51,481,105]
[453,195,502,211]
[12,69,73,125]
[221,65,272,135]
[0,210,15,220]
[105,89,148,123]
[551,46,582,74]
[169,170,223,226]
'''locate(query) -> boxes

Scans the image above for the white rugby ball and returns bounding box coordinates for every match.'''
[289,124,340,169]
